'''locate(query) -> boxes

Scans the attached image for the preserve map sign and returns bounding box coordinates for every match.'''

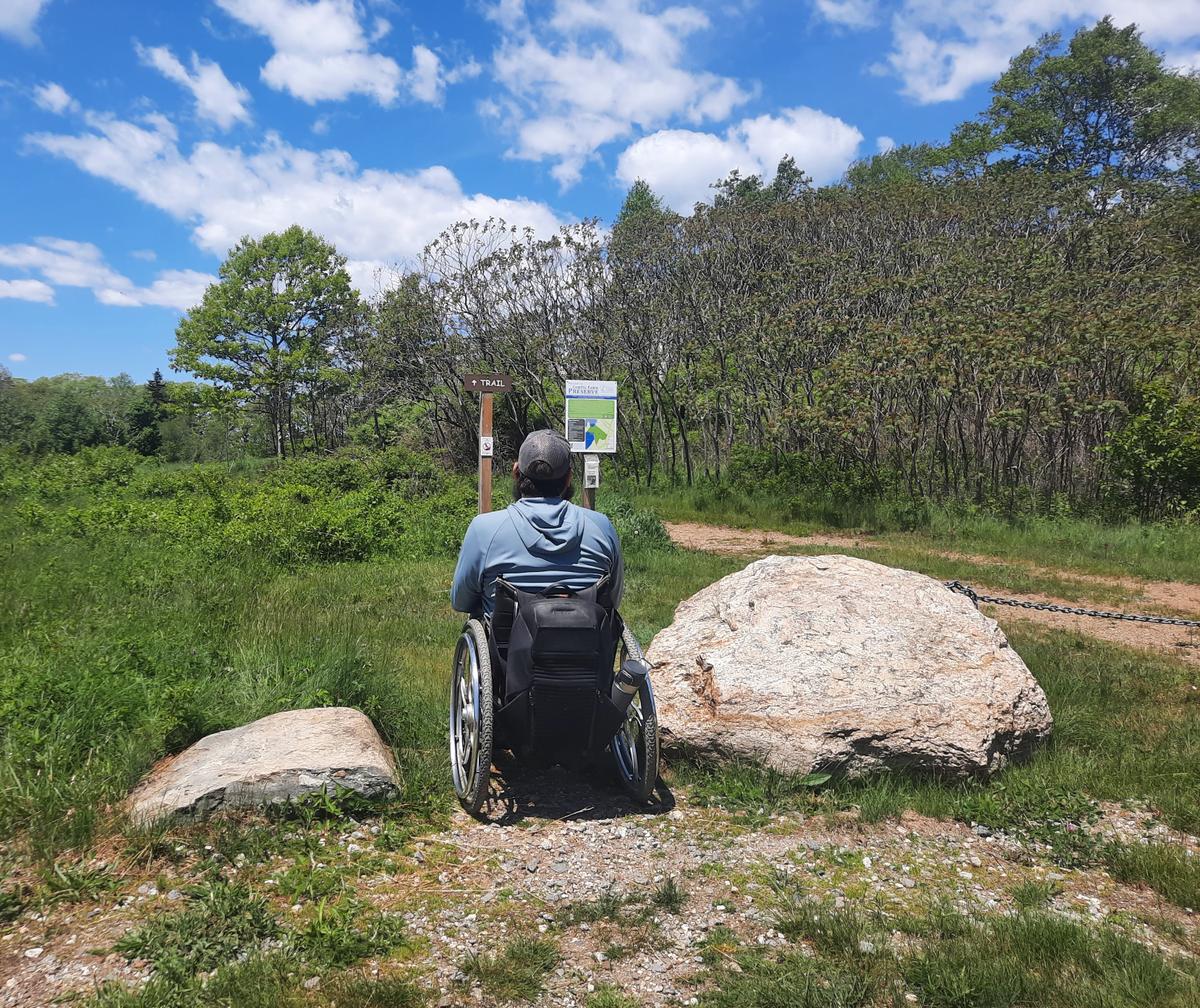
[565,379,617,453]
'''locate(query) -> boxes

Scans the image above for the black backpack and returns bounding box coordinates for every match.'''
[490,576,626,756]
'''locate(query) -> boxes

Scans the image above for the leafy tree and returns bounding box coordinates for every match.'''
[954,18,1200,188]
[172,226,360,457]
[1103,382,1200,517]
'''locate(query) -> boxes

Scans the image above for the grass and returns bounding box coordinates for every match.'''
[460,936,560,1002]
[1100,842,1200,910]
[114,879,281,985]
[690,886,1200,1008]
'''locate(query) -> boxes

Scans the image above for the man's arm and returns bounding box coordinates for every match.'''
[604,515,624,607]
[450,516,488,613]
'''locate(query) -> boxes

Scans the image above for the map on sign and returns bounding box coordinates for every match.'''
[565,379,617,454]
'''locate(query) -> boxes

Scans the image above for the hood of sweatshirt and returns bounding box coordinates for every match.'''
[506,498,584,557]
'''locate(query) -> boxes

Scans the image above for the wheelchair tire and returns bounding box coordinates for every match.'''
[612,625,660,803]
[450,618,494,817]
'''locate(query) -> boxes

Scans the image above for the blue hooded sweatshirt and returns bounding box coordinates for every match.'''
[450,498,623,616]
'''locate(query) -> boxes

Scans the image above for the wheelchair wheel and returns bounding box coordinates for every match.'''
[612,625,659,803]
[450,618,494,816]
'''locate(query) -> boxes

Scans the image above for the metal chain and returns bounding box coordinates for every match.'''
[943,580,1200,629]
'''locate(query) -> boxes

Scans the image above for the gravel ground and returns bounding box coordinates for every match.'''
[3,763,1197,1008]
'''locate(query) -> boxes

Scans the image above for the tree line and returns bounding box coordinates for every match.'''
[3,19,1199,517]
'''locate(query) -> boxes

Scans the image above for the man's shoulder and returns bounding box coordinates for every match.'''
[466,509,511,541]
[574,503,618,539]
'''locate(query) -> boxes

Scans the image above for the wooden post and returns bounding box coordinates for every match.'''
[581,454,598,510]
[479,392,493,514]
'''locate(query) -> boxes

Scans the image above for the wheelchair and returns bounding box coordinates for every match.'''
[449,575,659,815]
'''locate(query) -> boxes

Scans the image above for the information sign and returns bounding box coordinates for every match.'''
[565,379,617,454]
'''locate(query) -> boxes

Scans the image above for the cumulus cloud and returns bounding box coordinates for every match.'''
[876,134,896,153]
[0,279,55,305]
[7,352,30,362]
[214,0,465,107]
[136,43,252,130]
[26,111,565,287]
[0,237,214,310]
[0,0,52,45]
[33,82,77,115]
[487,0,754,186]
[833,1,1200,104]
[616,106,863,211]
[813,0,878,29]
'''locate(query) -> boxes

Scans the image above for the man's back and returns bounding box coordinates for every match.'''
[450,497,623,617]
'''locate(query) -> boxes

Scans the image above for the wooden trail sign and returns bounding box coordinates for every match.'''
[463,374,512,393]
[463,374,511,513]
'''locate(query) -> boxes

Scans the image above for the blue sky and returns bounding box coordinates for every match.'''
[2,0,1198,381]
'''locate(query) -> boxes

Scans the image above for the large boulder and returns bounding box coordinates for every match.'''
[647,555,1051,778]
[125,707,398,824]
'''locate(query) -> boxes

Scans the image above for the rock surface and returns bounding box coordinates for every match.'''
[125,707,397,823]
[647,554,1051,777]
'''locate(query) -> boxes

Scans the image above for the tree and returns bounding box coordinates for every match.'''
[171,226,360,457]
[955,18,1200,189]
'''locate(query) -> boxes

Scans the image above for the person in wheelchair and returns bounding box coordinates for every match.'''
[450,429,622,618]
[448,430,658,815]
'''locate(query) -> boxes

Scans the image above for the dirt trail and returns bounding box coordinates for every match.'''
[664,521,1200,661]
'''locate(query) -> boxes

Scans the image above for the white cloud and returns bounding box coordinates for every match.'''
[0,279,55,305]
[214,0,462,106]
[131,248,158,261]
[488,0,754,186]
[876,134,896,153]
[7,352,30,362]
[33,82,77,115]
[813,0,878,29]
[0,0,51,45]
[0,237,215,310]
[136,43,252,130]
[616,106,863,211]
[857,2,1200,104]
[27,112,566,287]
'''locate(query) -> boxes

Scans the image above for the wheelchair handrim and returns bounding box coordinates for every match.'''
[450,634,482,798]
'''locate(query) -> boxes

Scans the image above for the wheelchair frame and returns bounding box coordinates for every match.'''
[450,614,659,816]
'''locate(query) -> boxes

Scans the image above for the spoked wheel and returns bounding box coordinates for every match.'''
[612,624,659,803]
[450,619,494,816]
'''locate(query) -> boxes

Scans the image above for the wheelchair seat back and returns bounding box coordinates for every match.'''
[490,576,625,756]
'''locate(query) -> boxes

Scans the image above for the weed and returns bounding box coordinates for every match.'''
[1100,841,1200,910]
[1012,879,1062,910]
[585,984,642,1008]
[651,876,687,914]
[40,861,118,904]
[774,896,873,958]
[563,887,638,925]
[461,937,560,1002]
[699,949,876,1008]
[0,883,27,923]
[114,879,280,984]
[289,898,408,967]
[273,856,349,902]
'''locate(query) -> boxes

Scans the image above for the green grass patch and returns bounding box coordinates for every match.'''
[461,936,560,1002]
[1100,841,1200,910]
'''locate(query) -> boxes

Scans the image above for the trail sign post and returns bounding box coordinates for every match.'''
[463,373,511,513]
[565,379,617,510]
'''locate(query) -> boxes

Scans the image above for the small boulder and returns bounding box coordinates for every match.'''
[647,555,1051,778]
[125,707,397,824]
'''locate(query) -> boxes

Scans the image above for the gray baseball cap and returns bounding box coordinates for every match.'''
[518,429,572,481]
